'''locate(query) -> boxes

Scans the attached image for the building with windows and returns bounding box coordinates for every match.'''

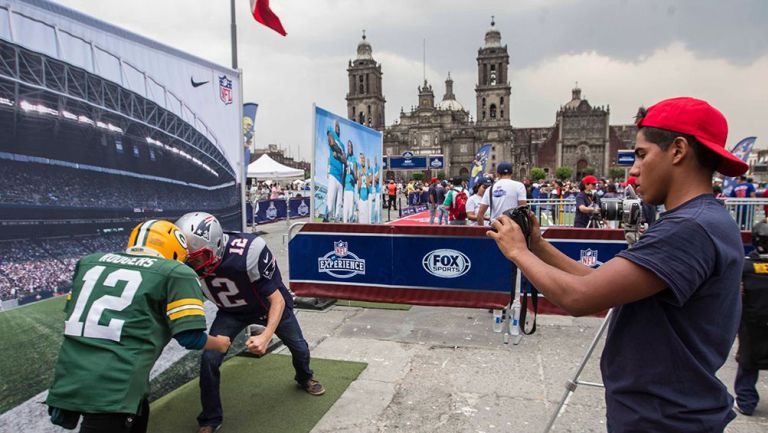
[345,20,637,181]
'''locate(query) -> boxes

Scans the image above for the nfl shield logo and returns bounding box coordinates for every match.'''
[334,241,348,257]
[219,75,233,105]
[580,249,598,267]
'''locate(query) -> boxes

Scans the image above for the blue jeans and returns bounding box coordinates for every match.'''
[428,203,437,224]
[197,309,313,427]
[437,205,448,224]
[735,363,760,414]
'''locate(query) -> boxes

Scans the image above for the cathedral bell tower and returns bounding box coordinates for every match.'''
[346,30,386,130]
[475,18,511,125]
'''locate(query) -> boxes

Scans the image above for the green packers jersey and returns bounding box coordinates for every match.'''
[46,252,207,414]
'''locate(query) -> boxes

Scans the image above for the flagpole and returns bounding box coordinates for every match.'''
[230,0,238,69]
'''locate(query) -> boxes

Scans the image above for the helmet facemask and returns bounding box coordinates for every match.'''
[186,247,221,277]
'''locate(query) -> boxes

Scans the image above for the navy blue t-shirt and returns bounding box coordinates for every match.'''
[574,191,595,228]
[604,194,742,432]
[200,232,293,320]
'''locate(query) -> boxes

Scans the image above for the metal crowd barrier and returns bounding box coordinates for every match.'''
[526,197,768,230]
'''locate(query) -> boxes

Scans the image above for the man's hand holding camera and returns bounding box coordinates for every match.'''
[487,214,530,262]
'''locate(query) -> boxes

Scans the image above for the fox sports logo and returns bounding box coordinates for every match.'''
[422,249,471,278]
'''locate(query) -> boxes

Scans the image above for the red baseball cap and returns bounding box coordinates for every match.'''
[431,177,438,183]
[636,97,747,176]
[625,176,637,186]
[581,175,598,185]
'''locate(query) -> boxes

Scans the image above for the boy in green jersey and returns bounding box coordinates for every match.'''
[47,220,231,433]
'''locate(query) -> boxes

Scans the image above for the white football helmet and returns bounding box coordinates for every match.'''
[175,212,226,276]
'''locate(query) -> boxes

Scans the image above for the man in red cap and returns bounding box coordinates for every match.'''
[489,97,747,432]
[574,174,601,228]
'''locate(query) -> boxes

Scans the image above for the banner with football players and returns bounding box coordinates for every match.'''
[311,105,384,224]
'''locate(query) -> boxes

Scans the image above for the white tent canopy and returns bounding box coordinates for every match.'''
[246,154,303,179]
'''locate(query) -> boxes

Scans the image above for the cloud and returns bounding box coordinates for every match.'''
[51,0,768,158]
[508,43,768,148]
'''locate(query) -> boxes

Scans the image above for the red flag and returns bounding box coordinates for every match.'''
[250,0,287,36]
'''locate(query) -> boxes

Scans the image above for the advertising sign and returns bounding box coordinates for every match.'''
[0,0,242,303]
[387,151,428,170]
[616,149,635,166]
[428,155,444,170]
[469,144,492,190]
[289,224,629,309]
[312,105,383,224]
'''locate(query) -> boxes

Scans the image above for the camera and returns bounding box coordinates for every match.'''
[598,186,644,245]
[599,198,642,228]
[501,205,534,248]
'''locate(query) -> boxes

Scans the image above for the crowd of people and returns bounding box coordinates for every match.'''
[0,161,238,210]
[0,234,125,301]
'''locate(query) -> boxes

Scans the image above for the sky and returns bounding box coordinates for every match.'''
[53,0,768,162]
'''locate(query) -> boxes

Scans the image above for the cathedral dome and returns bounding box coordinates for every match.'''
[438,99,464,111]
[356,31,373,60]
[564,84,584,109]
[439,73,463,111]
[484,18,502,48]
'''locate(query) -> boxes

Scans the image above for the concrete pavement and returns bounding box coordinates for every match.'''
[260,217,768,433]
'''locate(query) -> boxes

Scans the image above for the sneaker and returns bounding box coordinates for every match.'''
[197,425,222,433]
[734,402,753,416]
[301,378,326,396]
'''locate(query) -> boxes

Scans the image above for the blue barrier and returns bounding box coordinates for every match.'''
[247,197,311,225]
[289,224,628,309]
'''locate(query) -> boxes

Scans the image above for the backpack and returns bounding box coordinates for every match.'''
[449,189,468,220]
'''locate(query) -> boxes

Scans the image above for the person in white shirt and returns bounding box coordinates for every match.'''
[476,162,527,225]
[466,177,492,226]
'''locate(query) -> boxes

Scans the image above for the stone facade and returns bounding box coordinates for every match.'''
[345,23,636,181]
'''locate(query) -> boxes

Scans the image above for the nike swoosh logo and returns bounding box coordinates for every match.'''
[263,254,269,263]
[190,77,209,88]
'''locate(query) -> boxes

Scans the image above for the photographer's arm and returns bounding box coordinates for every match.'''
[489,215,667,316]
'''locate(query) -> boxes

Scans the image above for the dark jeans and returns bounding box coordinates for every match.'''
[197,309,313,427]
[80,398,149,433]
[735,363,760,413]
[387,194,397,210]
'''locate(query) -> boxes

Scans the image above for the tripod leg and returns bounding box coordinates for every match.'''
[543,308,613,433]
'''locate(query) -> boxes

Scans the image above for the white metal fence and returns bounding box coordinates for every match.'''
[526,197,768,230]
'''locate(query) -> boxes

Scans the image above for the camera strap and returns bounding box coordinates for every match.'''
[518,277,538,335]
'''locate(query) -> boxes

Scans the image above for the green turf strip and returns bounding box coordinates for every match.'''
[0,296,66,414]
[148,355,367,433]
[336,300,412,310]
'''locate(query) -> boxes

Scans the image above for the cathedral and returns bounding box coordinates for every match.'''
[345,20,637,181]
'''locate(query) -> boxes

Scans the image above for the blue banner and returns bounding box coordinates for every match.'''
[400,204,428,217]
[469,144,492,190]
[289,225,629,308]
[428,155,444,170]
[722,136,757,196]
[616,149,635,166]
[246,197,310,225]
[388,153,428,169]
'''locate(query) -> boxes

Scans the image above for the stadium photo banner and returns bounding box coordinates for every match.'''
[0,0,243,306]
[311,105,384,224]
[468,144,492,190]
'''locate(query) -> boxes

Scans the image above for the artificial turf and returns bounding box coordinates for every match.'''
[148,355,367,433]
[336,300,412,310]
[0,296,66,414]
